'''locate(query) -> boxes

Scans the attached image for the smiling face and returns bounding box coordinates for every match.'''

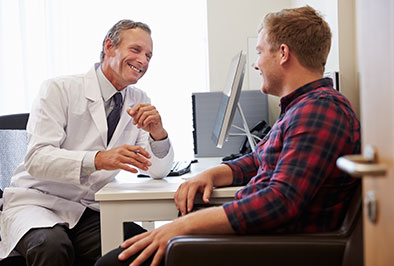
[254,30,284,96]
[102,27,153,90]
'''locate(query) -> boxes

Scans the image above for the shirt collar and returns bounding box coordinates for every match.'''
[279,77,333,114]
[96,64,126,102]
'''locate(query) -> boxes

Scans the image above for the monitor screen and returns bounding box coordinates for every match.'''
[212,50,247,148]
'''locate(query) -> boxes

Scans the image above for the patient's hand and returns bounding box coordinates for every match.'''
[175,164,234,215]
[119,217,188,266]
[118,206,233,266]
[174,173,214,216]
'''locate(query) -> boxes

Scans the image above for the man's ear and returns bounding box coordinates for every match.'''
[279,44,290,65]
[104,38,115,57]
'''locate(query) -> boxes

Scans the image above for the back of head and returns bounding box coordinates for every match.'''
[100,19,151,63]
[260,6,331,74]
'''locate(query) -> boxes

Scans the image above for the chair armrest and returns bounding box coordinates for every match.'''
[165,235,346,266]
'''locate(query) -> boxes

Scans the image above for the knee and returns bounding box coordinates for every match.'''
[35,228,72,253]
[95,248,126,266]
[25,226,74,264]
[95,247,156,266]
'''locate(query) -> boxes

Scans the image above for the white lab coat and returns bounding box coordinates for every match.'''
[0,65,174,258]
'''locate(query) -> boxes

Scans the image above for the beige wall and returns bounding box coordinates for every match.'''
[206,0,359,125]
[337,0,359,115]
[206,0,290,125]
[206,0,290,92]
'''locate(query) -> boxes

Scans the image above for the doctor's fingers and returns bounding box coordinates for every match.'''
[119,154,152,172]
[133,106,160,125]
[139,112,162,129]
[134,111,161,129]
[119,164,139,174]
[122,145,151,159]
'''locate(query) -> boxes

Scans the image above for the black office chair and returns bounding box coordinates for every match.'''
[165,185,363,266]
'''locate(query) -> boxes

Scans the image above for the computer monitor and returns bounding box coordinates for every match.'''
[212,50,255,150]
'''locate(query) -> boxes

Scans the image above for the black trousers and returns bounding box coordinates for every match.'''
[13,209,158,266]
[94,247,164,266]
[95,222,164,266]
[14,208,101,266]
[94,247,160,266]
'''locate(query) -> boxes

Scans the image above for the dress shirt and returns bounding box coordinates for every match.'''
[223,78,361,234]
[80,65,170,176]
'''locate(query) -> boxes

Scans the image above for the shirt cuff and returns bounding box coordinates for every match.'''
[149,136,171,159]
[81,151,98,176]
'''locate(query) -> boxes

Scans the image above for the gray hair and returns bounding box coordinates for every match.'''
[100,19,151,63]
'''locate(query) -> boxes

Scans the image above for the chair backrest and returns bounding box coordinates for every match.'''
[0,113,29,194]
[0,113,29,130]
[341,184,363,266]
[338,184,362,236]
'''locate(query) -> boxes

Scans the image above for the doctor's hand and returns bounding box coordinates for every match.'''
[127,104,168,141]
[95,145,151,173]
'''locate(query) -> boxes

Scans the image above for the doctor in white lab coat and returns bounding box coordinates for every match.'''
[0,20,174,266]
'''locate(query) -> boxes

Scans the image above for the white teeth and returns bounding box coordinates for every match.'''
[128,63,141,73]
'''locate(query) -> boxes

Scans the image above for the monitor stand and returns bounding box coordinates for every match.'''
[227,103,260,152]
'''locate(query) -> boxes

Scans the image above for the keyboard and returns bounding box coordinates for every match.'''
[137,160,193,177]
[167,160,192,176]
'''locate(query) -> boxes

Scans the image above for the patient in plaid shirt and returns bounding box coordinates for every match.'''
[223,77,360,234]
[95,6,360,266]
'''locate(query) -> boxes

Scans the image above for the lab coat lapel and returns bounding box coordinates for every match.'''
[85,67,107,146]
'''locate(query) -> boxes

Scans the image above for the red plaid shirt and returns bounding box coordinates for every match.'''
[223,78,361,234]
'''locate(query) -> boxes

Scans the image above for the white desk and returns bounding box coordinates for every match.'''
[95,157,242,254]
